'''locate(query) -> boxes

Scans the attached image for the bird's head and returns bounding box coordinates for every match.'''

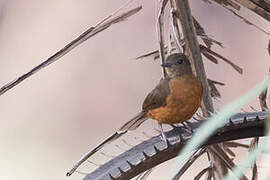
[161,53,193,78]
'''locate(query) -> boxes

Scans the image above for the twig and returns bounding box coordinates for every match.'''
[222,0,242,10]
[233,0,270,21]
[200,44,243,74]
[222,4,270,35]
[94,0,135,29]
[0,6,142,96]
[250,0,270,12]
[172,148,206,180]
[135,46,176,60]
[194,167,212,180]
[249,105,258,111]
[167,33,173,54]
[193,17,224,49]
[157,0,169,78]
[208,145,249,180]
[249,137,259,180]
[204,0,241,10]
[208,79,225,98]
[170,8,183,51]
[223,145,236,157]
[223,141,249,148]
[208,79,225,86]
[267,39,270,56]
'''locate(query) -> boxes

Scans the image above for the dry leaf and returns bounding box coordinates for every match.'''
[200,44,243,74]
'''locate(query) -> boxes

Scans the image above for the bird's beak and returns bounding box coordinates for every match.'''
[161,62,171,67]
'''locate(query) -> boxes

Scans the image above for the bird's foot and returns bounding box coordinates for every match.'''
[159,124,169,146]
[181,122,193,134]
[161,131,167,142]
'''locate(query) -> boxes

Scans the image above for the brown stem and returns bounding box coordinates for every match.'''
[233,0,270,21]
[172,0,231,179]
[157,0,169,78]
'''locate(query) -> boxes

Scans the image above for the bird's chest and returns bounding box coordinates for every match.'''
[148,76,203,124]
[168,76,200,103]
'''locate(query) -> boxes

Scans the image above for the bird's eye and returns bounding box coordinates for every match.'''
[177,60,183,64]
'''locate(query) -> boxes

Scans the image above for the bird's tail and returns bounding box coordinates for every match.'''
[118,111,147,132]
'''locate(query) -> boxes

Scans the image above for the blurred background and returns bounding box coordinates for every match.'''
[0,0,269,179]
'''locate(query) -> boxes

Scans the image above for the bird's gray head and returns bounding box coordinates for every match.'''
[161,53,193,78]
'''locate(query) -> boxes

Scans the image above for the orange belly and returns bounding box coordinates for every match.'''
[147,75,203,124]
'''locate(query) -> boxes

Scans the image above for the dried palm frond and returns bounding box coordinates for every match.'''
[200,44,243,74]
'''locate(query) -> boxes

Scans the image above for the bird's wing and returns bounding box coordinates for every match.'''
[118,78,171,132]
[142,78,171,111]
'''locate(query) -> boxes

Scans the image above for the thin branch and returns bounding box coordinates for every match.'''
[200,44,243,74]
[224,0,242,10]
[205,167,214,180]
[208,79,225,98]
[259,89,268,111]
[233,0,270,21]
[208,79,225,86]
[171,1,235,179]
[208,145,249,180]
[223,141,249,148]
[172,148,206,180]
[249,0,270,12]
[193,17,224,49]
[135,46,176,60]
[223,145,236,157]
[194,167,212,180]
[249,138,259,180]
[94,0,135,28]
[221,4,270,35]
[157,0,169,78]
[0,6,142,96]
[204,0,241,10]
[170,8,184,51]
[201,49,219,64]
[268,39,270,56]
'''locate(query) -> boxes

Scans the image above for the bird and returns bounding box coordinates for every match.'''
[118,53,203,140]
[67,53,203,176]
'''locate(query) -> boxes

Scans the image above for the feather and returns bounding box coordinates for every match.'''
[118,111,147,132]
